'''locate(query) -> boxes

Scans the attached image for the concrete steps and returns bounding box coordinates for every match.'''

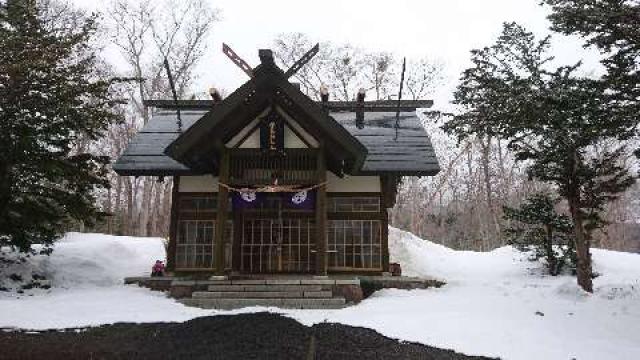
[126,275,442,309]
[192,290,333,299]
[207,284,323,292]
[176,278,356,310]
[179,297,346,310]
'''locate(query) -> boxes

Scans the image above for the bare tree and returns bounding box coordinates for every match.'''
[273,33,442,102]
[404,58,444,100]
[96,0,217,237]
[273,33,334,99]
[361,52,395,100]
[390,112,544,251]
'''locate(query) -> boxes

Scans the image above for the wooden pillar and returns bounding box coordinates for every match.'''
[315,147,327,275]
[215,150,230,275]
[379,175,398,273]
[166,176,180,273]
[231,211,242,274]
[382,207,390,273]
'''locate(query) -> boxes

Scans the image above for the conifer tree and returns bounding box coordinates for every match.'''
[445,23,637,292]
[543,0,639,132]
[0,0,122,252]
[503,193,576,276]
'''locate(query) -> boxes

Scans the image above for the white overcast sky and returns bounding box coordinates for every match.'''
[72,0,603,108]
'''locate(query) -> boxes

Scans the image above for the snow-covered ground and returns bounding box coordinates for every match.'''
[1,229,639,360]
[0,233,209,327]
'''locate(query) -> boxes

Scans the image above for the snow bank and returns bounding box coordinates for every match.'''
[388,227,528,282]
[2,229,640,360]
[0,233,210,329]
[1,232,166,290]
[292,228,640,360]
[46,232,167,288]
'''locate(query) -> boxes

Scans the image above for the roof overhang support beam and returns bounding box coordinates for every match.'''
[323,99,433,112]
[142,99,434,112]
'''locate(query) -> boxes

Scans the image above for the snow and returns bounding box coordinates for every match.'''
[290,229,640,360]
[1,229,640,360]
[1,232,167,290]
[0,233,210,328]
[0,287,208,329]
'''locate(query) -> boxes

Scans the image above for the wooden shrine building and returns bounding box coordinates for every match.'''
[113,48,440,277]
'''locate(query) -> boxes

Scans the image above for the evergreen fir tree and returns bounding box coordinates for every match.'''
[503,193,576,276]
[0,0,122,252]
[445,23,637,292]
[543,0,639,137]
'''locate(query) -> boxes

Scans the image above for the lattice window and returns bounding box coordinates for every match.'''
[178,196,216,213]
[240,217,316,273]
[328,197,381,212]
[327,220,382,270]
[174,194,233,270]
[280,218,315,272]
[176,220,215,269]
[229,148,319,186]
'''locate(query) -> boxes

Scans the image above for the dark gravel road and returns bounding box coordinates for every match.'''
[0,312,497,360]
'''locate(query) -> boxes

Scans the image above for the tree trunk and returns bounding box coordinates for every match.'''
[150,178,162,236]
[106,185,113,234]
[138,178,154,237]
[544,224,558,276]
[161,178,174,237]
[568,195,593,292]
[480,136,501,246]
[125,177,134,235]
[568,151,593,293]
[0,160,11,221]
[114,176,123,235]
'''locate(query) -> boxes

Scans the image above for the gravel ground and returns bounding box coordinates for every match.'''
[0,313,497,360]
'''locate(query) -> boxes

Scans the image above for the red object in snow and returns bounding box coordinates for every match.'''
[151,260,165,277]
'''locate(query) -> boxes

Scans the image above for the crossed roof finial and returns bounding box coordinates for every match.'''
[222,43,319,79]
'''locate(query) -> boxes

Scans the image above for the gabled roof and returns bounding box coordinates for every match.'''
[332,112,439,175]
[113,109,440,176]
[164,52,367,175]
[112,49,440,178]
[112,110,199,176]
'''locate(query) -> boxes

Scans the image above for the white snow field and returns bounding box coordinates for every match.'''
[1,229,639,360]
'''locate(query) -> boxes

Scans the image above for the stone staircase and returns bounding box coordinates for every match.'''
[177,278,358,310]
[125,275,445,310]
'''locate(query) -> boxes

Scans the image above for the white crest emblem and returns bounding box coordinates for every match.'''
[291,190,308,205]
[240,191,257,202]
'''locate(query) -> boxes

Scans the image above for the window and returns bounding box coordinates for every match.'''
[178,195,217,215]
[176,220,215,269]
[174,194,234,270]
[327,195,384,271]
[327,220,382,271]
[328,197,381,212]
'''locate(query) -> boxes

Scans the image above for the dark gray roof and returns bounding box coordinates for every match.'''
[332,112,439,175]
[113,109,440,176]
[112,110,205,175]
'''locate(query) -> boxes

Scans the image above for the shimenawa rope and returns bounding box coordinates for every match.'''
[218,181,328,194]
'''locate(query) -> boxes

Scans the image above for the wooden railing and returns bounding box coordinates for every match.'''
[228,148,319,186]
